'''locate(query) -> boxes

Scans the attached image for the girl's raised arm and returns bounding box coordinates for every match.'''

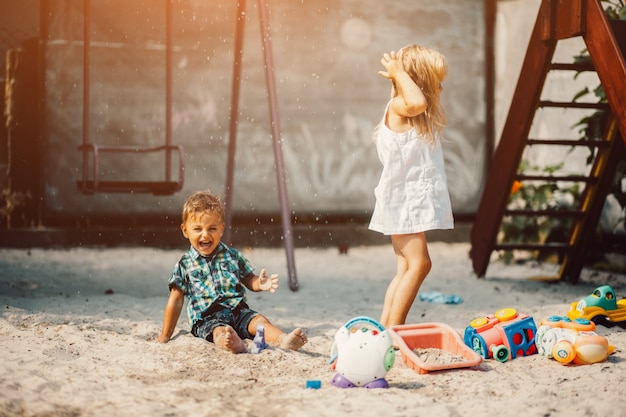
[379,50,427,119]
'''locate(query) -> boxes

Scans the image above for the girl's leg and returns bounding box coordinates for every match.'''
[382,232,432,328]
[380,242,408,327]
[248,315,307,351]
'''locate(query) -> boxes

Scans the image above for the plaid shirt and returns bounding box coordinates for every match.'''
[168,242,255,327]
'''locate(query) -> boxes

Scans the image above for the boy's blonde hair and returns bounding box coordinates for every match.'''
[399,44,447,143]
[181,191,225,224]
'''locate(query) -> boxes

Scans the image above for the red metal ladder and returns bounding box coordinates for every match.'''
[470,0,626,283]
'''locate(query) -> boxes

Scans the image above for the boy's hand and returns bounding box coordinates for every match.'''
[258,269,279,293]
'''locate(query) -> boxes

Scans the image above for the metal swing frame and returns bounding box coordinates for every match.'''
[223,0,298,291]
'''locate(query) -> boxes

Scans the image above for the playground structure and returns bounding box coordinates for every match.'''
[71,0,299,290]
[76,0,183,197]
[471,0,626,282]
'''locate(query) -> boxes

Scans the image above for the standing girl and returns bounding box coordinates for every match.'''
[369,45,454,328]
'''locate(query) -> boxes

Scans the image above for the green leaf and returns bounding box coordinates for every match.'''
[593,84,606,101]
[572,87,590,102]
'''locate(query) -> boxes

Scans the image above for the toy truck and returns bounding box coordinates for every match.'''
[464,308,537,362]
[567,285,626,328]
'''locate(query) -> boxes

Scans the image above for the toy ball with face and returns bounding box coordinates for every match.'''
[329,317,395,388]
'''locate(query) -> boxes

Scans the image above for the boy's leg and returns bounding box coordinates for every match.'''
[384,232,432,328]
[212,325,248,354]
[248,315,307,351]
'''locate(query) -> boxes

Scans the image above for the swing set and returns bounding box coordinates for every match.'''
[73,0,299,290]
[76,0,183,196]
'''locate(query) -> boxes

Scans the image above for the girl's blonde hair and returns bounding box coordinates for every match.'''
[399,44,447,143]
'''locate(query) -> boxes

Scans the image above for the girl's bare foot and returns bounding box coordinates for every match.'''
[279,328,308,351]
[214,326,248,354]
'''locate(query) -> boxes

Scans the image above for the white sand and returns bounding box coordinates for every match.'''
[1,242,625,417]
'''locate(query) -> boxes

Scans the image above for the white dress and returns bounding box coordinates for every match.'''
[368,109,454,235]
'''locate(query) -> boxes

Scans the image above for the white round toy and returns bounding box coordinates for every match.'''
[329,316,395,388]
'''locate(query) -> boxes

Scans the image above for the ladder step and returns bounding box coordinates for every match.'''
[504,209,585,218]
[515,174,597,183]
[526,138,610,147]
[494,242,571,251]
[539,101,610,109]
[550,62,595,72]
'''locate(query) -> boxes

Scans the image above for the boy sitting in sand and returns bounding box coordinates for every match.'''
[156,190,307,353]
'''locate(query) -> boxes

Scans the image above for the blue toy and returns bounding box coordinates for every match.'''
[305,380,321,389]
[251,325,268,354]
[464,308,537,362]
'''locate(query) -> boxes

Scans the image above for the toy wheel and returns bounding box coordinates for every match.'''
[471,335,487,358]
[494,308,517,322]
[591,315,615,328]
[491,345,509,362]
[553,341,575,364]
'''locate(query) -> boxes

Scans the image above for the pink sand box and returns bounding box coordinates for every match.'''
[388,323,483,374]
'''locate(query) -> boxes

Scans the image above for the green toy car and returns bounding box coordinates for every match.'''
[567,285,626,328]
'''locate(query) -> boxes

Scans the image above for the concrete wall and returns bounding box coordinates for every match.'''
[37,0,487,220]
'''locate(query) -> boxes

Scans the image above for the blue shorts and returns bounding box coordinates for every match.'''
[191,302,259,343]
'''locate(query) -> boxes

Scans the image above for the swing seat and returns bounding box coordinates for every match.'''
[77,143,185,196]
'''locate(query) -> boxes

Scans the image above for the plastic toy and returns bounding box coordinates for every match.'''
[329,316,395,388]
[567,285,626,328]
[305,380,321,389]
[251,325,268,354]
[535,315,614,365]
[464,308,537,362]
[389,322,482,374]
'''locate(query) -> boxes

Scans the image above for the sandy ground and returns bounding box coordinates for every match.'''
[1,242,625,417]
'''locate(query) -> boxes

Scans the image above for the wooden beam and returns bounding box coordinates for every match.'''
[584,0,626,145]
[541,0,583,41]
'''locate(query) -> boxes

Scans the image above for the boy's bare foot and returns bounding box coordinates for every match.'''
[279,328,308,350]
[214,326,248,354]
